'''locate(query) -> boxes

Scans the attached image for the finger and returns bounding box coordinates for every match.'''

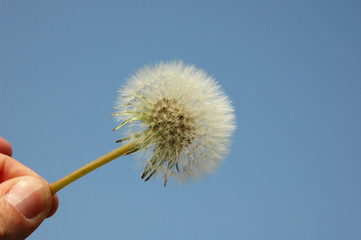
[0,137,12,157]
[0,153,40,183]
[0,176,53,239]
[0,153,59,220]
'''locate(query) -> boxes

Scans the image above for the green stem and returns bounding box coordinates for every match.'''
[49,141,137,195]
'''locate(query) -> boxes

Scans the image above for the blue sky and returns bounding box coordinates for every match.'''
[1,1,361,239]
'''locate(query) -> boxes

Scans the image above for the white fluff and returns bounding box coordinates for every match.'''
[113,61,235,185]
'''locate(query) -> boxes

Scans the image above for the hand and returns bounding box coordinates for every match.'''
[0,137,58,240]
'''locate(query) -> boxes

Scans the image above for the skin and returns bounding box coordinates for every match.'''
[0,137,58,240]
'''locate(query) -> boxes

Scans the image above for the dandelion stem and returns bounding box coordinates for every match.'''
[49,141,137,195]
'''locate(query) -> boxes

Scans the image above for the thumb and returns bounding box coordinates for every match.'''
[0,176,53,240]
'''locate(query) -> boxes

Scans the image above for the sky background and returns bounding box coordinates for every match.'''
[1,1,361,239]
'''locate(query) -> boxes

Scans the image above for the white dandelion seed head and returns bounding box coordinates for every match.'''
[113,61,235,185]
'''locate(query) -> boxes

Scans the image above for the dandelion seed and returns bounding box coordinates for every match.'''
[113,61,236,185]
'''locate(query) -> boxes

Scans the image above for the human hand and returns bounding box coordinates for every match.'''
[0,137,58,240]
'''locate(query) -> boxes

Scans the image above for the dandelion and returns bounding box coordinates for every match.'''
[49,61,235,193]
[113,61,235,185]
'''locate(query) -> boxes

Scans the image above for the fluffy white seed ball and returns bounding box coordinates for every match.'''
[113,61,235,185]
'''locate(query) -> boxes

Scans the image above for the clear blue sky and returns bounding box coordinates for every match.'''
[1,1,361,239]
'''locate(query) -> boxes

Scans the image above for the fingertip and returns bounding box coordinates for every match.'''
[0,176,53,239]
[0,137,13,157]
[5,177,51,220]
[46,194,59,218]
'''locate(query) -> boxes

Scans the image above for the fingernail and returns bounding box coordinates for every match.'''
[5,178,48,220]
